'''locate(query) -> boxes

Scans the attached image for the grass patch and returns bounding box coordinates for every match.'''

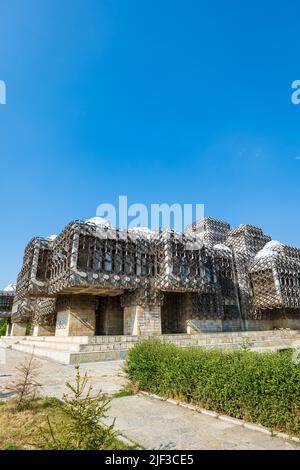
[0,365,139,451]
[113,382,137,399]
[0,397,64,450]
[0,395,134,450]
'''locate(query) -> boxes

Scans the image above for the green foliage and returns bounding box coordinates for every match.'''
[38,366,126,450]
[7,351,42,411]
[4,444,19,450]
[124,339,300,436]
[25,321,32,336]
[0,319,7,336]
[113,382,137,399]
[239,337,254,351]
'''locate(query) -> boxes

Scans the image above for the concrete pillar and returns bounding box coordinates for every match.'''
[124,305,162,336]
[33,324,56,336]
[10,323,27,336]
[5,322,12,336]
[55,295,96,337]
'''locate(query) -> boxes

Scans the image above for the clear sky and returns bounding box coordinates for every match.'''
[0,0,300,288]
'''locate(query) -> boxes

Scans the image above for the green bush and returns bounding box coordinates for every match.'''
[0,319,7,336]
[124,339,300,436]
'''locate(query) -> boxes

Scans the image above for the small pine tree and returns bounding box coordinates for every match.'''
[7,349,41,410]
[38,366,119,450]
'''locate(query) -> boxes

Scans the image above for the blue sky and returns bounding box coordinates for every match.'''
[0,0,300,287]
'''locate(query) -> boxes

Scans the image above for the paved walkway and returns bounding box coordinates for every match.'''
[106,395,300,450]
[1,348,299,450]
[0,348,126,399]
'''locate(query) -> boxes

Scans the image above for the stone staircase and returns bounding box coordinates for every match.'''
[1,329,300,364]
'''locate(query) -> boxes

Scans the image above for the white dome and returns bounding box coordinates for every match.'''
[3,283,16,292]
[263,240,284,251]
[128,226,153,233]
[47,234,57,241]
[85,216,112,228]
[128,226,156,240]
[254,240,284,261]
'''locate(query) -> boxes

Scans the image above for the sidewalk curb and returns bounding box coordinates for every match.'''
[139,391,300,445]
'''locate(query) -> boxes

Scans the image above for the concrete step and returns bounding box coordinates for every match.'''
[0,337,25,348]
[79,342,136,352]
[11,342,72,364]
[16,339,81,352]
[89,335,140,344]
[7,329,300,364]
[20,335,90,344]
[69,350,128,364]
[251,346,294,353]
[11,341,129,364]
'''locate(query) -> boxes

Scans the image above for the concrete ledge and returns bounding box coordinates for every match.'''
[69,350,128,364]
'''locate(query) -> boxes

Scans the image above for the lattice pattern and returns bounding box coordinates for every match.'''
[12,217,300,327]
[226,225,272,320]
[11,298,35,323]
[186,217,230,246]
[0,291,14,318]
[15,237,52,301]
[32,298,57,326]
[250,241,300,312]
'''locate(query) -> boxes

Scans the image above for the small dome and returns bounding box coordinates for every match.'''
[254,240,284,261]
[128,226,155,239]
[85,216,112,228]
[263,240,284,251]
[47,234,57,241]
[128,226,153,233]
[3,283,16,292]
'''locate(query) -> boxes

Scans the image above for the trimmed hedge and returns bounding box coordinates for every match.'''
[124,339,300,436]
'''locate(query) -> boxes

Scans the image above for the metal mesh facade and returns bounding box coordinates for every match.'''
[250,242,300,316]
[0,291,14,319]
[11,217,300,330]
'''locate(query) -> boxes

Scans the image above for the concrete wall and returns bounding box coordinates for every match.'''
[187,319,223,333]
[33,324,56,336]
[11,323,27,336]
[55,295,96,336]
[245,318,300,331]
[222,319,242,332]
[124,305,161,335]
[96,297,123,335]
[161,293,192,334]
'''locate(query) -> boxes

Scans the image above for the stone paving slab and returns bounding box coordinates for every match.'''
[105,395,300,450]
[0,348,126,398]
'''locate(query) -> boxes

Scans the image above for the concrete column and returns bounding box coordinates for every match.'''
[124,305,162,336]
[55,295,96,337]
[5,322,12,336]
[33,324,56,336]
[11,323,27,336]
